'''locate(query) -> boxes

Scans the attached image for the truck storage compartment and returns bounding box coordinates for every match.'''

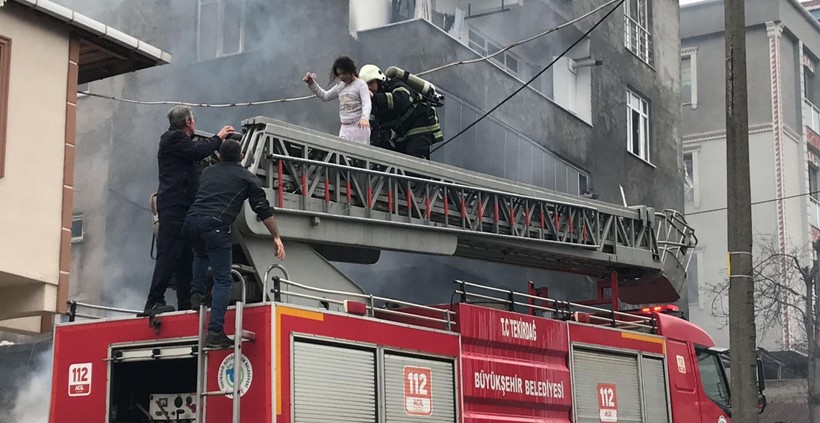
[108,342,198,422]
[571,347,670,423]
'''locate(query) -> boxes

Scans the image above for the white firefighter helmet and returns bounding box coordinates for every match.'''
[359,64,386,83]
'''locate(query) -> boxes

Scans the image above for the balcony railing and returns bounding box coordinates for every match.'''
[625,14,653,66]
[810,196,820,229]
[804,99,820,135]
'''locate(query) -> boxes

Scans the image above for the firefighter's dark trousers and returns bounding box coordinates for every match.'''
[145,206,193,311]
[184,215,233,335]
[398,133,433,158]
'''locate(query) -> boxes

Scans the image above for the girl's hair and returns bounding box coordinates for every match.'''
[329,56,358,83]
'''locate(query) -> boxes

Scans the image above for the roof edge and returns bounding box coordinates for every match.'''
[9,0,172,65]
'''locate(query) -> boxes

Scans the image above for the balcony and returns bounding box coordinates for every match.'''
[811,196,820,230]
[625,14,653,66]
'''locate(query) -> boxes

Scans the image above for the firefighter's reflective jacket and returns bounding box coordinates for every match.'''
[370,79,443,147]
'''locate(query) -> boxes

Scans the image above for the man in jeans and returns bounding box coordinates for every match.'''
[184,140,285,348]
[145,105,235,314]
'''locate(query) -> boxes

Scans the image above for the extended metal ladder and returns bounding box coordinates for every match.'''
[236,117,697,303]
[195,265,257,423]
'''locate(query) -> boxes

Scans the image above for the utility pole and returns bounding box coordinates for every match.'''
[724,0,758,421]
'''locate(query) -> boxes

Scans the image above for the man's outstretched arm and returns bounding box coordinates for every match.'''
[262,216,285,261]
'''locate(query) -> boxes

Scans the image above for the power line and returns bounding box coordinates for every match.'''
[80,91,315,108]
[430,0,625,155]
[685,190,820,216]
[79,0,621,108]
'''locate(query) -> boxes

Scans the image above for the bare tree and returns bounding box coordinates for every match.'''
[705,236,820,420]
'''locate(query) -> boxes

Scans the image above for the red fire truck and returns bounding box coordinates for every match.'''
[49,118,763,422]
[48,268,759,423]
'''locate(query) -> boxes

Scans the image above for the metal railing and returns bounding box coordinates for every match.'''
[656,209,698,272]
[65,301,141,321]
[260,264,656,335]
[625,14,653,66]
[263,265,456,330]
[455,279,657,333]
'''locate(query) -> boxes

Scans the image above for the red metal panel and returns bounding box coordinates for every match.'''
[655,313,715,348]
[275,306,461,423]
[49,306,272,423]
[569,323,666,356]
[455,304,572,423]
[666,340,702,423]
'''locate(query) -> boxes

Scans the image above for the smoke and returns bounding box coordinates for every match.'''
[0,338,53,423]
[9,348,53,423]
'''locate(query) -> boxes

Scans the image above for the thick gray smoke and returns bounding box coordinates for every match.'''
[0,339,53,423]
[9,348,52,423]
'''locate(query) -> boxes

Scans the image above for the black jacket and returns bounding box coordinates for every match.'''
[370,79,442,143]
[156,129,222,211]
[187,161,274,225]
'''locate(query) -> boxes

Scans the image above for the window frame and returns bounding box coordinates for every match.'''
[467,28,521,75]
[681,47,698,109]
[0,36,10,179]
[695,348,732,413]
[624,0,653,66]
[71,213,84,244]
[197,0,247,62]
[626,89,651,163]
[683,148,699,206]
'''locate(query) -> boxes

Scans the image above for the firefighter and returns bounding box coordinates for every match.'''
[144,106,235,315]
[183,140,285,349]
[359,64,443,158]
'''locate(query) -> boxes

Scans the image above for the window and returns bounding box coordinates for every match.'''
[550,39,593,123]
[683,151,697,204]
[0,36,9,178]
[627,90,650,162]
[810,165,819,201]
[696,349,731,410]
[468,29,520,75]
[625,0,653,65]
[197,0,246,61]
[681,48,697,108]
[681,57,691,103]
[71,214,84,244]
[805,52,817,105]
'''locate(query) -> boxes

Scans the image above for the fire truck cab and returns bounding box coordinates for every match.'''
[49,275,741,423]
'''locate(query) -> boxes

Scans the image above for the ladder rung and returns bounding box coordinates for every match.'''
[241,330,256,341]
[202,390,233,397]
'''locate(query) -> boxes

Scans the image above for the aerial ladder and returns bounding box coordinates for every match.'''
[233,116,696,306]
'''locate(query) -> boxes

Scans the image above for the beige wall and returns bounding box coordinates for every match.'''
[0,6,68,315]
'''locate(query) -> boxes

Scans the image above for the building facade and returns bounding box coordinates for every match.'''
[0,0,168,334]
[56,0,685,312]
[681,0,820,349]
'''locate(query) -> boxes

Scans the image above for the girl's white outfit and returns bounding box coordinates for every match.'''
[308,78,372,144]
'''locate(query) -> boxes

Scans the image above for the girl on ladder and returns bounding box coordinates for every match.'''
[303,56,372,144]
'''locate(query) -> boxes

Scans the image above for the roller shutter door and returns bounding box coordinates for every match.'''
[641,356,670,423]
[572,348,642,423]
[293,341,376,423]
[384,354,456,423]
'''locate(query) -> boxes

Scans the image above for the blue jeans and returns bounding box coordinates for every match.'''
[183,215,233,334]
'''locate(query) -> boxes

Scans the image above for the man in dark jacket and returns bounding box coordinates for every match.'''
[143,105,235,314]
[184,140,285,348]
[359,64,443,158]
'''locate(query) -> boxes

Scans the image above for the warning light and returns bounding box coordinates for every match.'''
[638,304,680,315]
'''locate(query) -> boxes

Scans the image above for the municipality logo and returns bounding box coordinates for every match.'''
[217,353,253,397]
